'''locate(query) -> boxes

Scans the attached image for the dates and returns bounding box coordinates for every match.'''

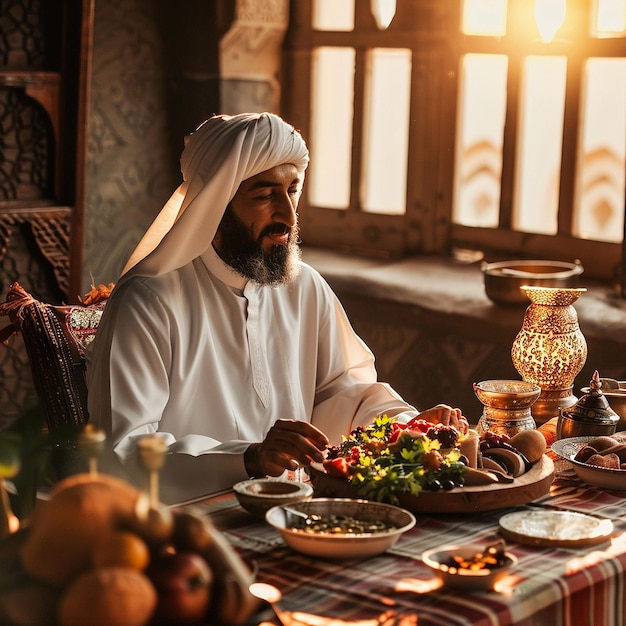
[573,436,626,469]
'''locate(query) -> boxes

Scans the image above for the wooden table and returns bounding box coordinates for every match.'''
[189,461,626,626]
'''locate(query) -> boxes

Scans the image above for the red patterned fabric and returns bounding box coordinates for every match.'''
[194,466,626,626]
[0,282,109,430]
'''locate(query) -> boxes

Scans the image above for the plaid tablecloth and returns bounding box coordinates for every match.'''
[192,465,626,626]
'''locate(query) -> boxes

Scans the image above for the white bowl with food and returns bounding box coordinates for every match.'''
[265,498,416,559]
[233,479,313,518]
[422,541,516,591]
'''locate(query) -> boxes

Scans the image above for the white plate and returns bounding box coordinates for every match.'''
[499,510,614,547]
[551,436,626,490]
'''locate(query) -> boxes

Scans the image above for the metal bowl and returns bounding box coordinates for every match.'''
[605,393,626,430]
[482,259,583,305]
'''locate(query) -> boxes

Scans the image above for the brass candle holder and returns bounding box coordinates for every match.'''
[511,286,587,425]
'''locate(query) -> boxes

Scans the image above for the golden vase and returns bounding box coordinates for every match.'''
[511,286,587,425]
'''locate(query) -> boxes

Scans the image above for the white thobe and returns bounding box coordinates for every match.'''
[87,248,417,503]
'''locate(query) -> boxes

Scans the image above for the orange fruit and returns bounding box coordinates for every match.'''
[20,474,141,587]
[58,566,157,626]
[92,530,150,571]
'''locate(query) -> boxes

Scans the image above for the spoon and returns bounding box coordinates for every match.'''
[600,378,626,393]
[280,505,312,528]
[249,582,288,626]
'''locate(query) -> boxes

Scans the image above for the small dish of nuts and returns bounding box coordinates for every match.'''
[421,540,516,591]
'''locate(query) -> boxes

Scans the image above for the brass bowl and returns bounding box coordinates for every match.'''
[605,393,626,430]
[482,260,583,305]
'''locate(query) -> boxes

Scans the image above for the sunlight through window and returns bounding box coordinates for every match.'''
[594,0,626,37]
[313,0,354,31]
[309,47,355,210]
[534,0,566,43]
[454,54,508,228]
[575,57,626,242]
[462,0,507,36]
[361,49,411,215]
[514,56,567,235]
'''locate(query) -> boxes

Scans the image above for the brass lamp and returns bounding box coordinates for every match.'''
[511,286,588,425]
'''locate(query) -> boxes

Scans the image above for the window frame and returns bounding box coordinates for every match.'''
[282,0,626,289]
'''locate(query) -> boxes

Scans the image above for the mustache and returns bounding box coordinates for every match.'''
[260,224,292,238]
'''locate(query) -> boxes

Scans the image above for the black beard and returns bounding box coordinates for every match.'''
[213,205,301,285]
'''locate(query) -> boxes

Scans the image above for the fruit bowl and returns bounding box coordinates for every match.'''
[265,498,415,559]
[0,473,260,626]
[233,479,313,518]
[421,542,516,591]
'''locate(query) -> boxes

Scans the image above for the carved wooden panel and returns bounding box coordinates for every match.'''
[0,0,93,426]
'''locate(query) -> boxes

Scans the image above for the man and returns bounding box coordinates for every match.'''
[87,112,466,504]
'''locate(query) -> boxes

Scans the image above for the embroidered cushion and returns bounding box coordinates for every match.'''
[0,282,112,430]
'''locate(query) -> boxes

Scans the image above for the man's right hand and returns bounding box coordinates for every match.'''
[244,419,329,477]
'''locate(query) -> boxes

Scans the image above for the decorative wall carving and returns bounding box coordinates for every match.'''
[0,0,90,424]
[220,0,288,112]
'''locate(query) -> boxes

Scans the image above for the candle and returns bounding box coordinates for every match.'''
[459,430,480,468]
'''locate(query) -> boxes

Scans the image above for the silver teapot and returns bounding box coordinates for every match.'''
[556,371,619,439]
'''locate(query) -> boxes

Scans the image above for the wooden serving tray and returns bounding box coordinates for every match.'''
[308,455,555,514]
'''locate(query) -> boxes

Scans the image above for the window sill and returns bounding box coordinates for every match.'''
[303,247,626,345]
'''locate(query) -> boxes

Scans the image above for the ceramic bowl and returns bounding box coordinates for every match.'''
[265,498,416,559]
[422,542,517,591]
[233,479,313,518]
[551,435,626,490]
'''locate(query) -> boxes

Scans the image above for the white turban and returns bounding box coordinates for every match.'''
[121,112,310,281]
[86,112,309,452]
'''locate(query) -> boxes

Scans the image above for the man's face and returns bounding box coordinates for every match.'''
[213,164,303,285]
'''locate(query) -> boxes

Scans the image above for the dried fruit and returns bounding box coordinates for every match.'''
[587,436,619,452]
[574,445,598,463]
[586,453,621,469]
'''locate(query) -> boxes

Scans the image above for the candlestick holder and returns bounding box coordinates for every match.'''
[77,424,106,476]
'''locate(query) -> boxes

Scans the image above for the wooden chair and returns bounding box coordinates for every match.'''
[0,282,114,518]
[0,282,112,431]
